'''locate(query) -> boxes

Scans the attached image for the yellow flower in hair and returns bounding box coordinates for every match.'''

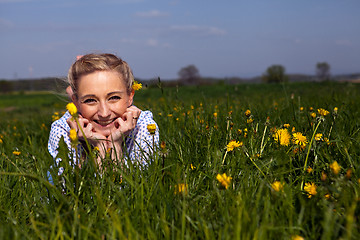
[216,173,232,189]
[147,124,156,135]
[66,102,77,116]
[132,81,142,91]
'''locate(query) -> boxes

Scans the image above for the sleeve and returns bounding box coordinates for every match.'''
[47,112,74,176]
[126,111,160,165]
[48,121,72,165]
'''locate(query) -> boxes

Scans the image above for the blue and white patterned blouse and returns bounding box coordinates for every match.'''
[48,109,159,175]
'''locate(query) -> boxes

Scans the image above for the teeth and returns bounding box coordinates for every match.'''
[97,120,113,126]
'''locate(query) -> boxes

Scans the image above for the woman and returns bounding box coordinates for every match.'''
[48,53,159,177]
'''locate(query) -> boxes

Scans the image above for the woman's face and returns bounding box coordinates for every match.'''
[73,70,134,137]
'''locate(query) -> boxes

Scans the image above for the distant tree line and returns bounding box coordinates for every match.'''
[0,78,64,93]
[0,61,342,93]
[261,62,332,83]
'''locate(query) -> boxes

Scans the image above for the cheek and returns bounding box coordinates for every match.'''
[78,105,95,119]
[115,101,130,116]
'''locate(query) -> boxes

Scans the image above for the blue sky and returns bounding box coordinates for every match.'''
[1,0,359,80]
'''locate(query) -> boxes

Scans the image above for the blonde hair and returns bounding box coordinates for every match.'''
[68,53,134,95]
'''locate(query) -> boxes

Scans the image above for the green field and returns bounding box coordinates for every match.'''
[0,81,360,239]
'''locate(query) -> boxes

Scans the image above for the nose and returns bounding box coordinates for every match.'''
[98,102,111,118]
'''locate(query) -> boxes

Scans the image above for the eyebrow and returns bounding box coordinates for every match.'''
[79,91,125,101]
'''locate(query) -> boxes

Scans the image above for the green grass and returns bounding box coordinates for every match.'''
[0,81,359,239]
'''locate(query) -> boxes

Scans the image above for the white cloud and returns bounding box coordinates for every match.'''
[135,10,169,18]
[170,25,226,36]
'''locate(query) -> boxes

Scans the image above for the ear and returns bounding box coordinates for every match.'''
[128,89,135,106]
[66,86,73,100]
[71,94,80,110]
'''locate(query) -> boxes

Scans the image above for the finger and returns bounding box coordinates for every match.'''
[67,118,78,131]
[126,106,141,119]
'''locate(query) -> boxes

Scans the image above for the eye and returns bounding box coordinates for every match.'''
[109,96,121,101]
[83,98,96,104]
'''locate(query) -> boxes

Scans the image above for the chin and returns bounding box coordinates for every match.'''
[94,124,117,138]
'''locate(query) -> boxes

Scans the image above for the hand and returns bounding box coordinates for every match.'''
[67,115,107,146]
[107,106,141,142]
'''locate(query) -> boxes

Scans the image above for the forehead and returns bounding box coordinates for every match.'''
[77,71,127,95]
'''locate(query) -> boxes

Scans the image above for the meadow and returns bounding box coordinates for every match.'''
[0,81,359,239]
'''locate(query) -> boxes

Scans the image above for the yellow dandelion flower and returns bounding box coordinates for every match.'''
[333,107,338,114]
[324,193,331,200]
[69,129,78,142]
[132,81,142,91]
[315,133,323,141]
[226,140,242,152]
[309,107,314,111]
[283,123,290,128]
[346,169,352,179]
[190,105,194,110]
[307,166,313,173]
[317,108,329,116]
[310,112,316,118]
[93,146,99,152]
[330,161,341,175]
[273,128,291,146]
[292,235,304,240]
[292,132,308,146]
[160,141,166,150]
[304,182,317,198]
[190,164,196,170]
[13,151,21,156]
[213,112,218,118]
[247,118,254,124]
[167,114,173,117]
[147,124,156,135]
[174,183,188,195]
[271,181,284,192]
[216,173,232,189]
[321,171,327,181]
[245,109,251,117]
[0,139,3,144]
[300,107,304,111]
[66,102,78,116]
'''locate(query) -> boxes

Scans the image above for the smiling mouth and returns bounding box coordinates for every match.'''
[94,118,116,127]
